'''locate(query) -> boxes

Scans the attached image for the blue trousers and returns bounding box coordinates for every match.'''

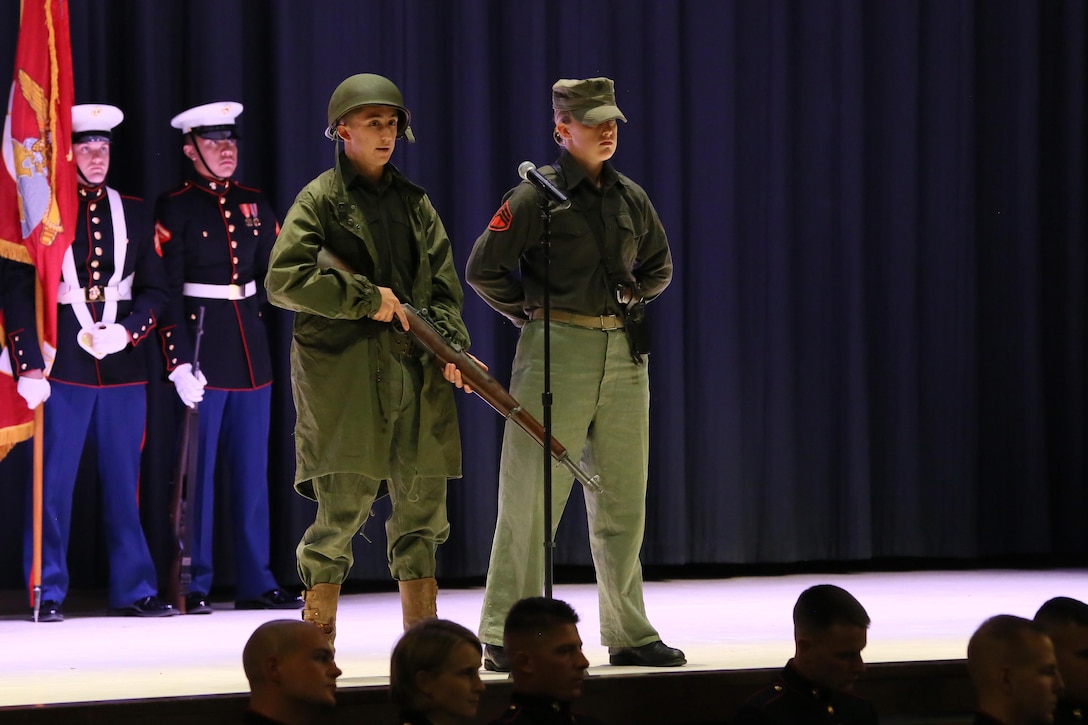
[24,382,159,608]
[189,386,278,598]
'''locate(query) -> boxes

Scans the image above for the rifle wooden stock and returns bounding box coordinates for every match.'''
[314,246,601,493]
[402,304,602,494]
[165,307,205,612]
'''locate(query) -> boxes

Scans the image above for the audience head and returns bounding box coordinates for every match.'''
[1035,597,1088,703]
[967,614,1062,725]
[390,618,484,724]
[791,584,871,691]
[242,619,341,725]
[503,596,590,702]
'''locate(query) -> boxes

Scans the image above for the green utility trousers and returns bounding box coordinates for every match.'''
[296,355,450,586]
[478,320,661,648]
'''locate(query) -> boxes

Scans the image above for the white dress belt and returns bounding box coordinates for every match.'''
[57,274,134,304]
[183,280,257,300]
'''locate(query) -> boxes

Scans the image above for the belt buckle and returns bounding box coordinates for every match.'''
[87,286,101,301]
[599,314,620,331]
[228,284,243,300]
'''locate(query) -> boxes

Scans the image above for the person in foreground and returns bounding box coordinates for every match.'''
[242,619,341,725]
[733,584,878,725]
[390,618,485,725]
[1035,597,1088,724]
[967,614,1063,725]
[266,73,477,643]
[487,596,601,725]
[466,76,681,671]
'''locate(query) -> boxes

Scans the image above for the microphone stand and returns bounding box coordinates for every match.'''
[538,194,556,599]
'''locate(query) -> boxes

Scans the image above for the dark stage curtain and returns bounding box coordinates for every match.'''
[1,0,1085,596]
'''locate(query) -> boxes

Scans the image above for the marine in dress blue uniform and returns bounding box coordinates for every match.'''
[734,585,878,725]
[21,104,176,621]
[155,101,300,613]
[733,660,879,725]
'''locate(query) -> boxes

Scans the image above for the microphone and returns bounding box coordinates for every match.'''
[518,161,568,205]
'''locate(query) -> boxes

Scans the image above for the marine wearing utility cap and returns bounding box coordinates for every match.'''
[325,73,414,143]
[552,77,627,125]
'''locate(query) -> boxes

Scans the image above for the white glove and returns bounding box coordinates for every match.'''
[89,322,131,356]
[77,327,107,360]
[168,363,207,408]
[17,375,51,409]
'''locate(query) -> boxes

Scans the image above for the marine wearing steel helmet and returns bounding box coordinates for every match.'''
[324,73,415,143]
[267,72,476,645]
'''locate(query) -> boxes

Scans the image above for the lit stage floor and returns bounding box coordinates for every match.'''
[0,569,1084,708]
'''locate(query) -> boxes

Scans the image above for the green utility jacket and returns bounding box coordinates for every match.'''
[266,156,468,497]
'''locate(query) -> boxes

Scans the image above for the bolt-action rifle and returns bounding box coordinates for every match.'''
[165,306,205,612]
[316,247,601,493]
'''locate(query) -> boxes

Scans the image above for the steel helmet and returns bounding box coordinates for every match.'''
[325,73,414,143]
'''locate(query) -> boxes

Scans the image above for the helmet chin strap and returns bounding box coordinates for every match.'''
[188,132,230,183]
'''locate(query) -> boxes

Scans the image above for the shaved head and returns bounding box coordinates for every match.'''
[243,620,340,725]
[968,616,1049,686]
[243,620,323,684]
[967,615,1061,725]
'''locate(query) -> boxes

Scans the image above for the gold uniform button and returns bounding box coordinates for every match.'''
[93,231,102,240]
[91,216,100,224]
[253,229,259,236]
[228,224,235,232]
[224,210,231,218]
[189,313,197,320]
[169,344,175,350]
[94,246,103,255]
[231,241,237,248]
[171,358,178,364]
[92,271,101,280]
[89,202,97,211]
[90,260,99,268]
[202,231,209,237]
[232,257,239,264]
[232,273,239,280]
[219,198,226,205]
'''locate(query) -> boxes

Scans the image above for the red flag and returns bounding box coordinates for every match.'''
[0,0,75,457]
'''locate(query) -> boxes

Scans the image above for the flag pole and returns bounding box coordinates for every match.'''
[30,276,43,623]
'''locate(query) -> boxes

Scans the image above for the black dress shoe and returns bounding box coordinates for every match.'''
[108,596,179,618]
[235,588,304,610]
[185,592,213,615]
[33,600,63,623]
[608,640,687,667]
[483,643,511,672]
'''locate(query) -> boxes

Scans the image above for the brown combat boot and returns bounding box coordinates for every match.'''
[398,577,438,631]
[302,583,340,645]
